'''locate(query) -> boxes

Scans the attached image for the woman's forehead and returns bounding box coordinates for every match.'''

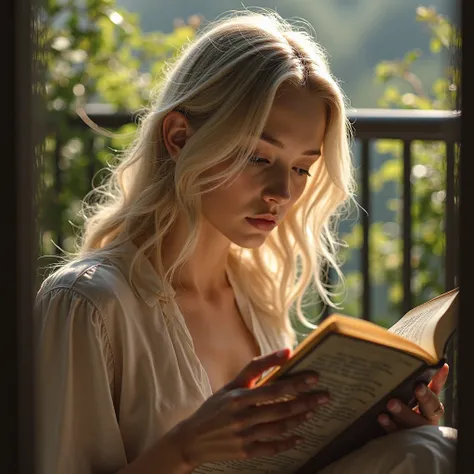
[262,93,327,148]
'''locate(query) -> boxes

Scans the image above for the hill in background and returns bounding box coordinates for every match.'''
[115,0,453,108]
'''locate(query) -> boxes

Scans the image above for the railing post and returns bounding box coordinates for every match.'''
[443,141,458,428]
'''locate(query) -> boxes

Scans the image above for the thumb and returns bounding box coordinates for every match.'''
[226,348,291,390]
[428,363,449,395]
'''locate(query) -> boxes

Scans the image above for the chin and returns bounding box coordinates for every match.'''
[238,241,267,249]
[229,233,269,249]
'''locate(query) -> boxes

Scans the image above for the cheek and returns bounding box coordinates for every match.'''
[220,173,257,199]
[289,177,309,204]
[201,174,255,211]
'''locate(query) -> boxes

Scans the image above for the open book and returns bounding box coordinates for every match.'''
[192,287,459,474]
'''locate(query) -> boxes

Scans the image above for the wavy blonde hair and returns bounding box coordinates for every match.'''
[74,10,356,347]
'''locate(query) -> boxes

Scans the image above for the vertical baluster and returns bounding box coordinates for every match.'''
[54,133,63,253]
[86,134,96,193]
[361,139,371,320]
[322,262,330,320]
[445,141,457,290]
[402,141,412,316]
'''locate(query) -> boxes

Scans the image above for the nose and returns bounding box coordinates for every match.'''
[262,169,291,205]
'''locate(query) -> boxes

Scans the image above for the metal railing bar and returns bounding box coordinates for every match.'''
[67,104,461,142]
[348,109,460,142]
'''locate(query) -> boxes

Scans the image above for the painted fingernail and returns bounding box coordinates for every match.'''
[305,375,318,386]
[306,411,315,419]
[379,414,390,426]
[318,395,329,404]
[387,400,401,414]
[416,385,427,397]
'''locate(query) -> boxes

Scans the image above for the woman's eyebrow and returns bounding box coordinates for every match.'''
[260,132,321,157]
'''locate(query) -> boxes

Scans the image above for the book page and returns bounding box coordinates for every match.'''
[388,289,458,358]
[192,334,423,474]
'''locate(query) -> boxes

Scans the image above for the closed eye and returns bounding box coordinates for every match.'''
[248,156,270,165]
[248,156,312,177]
[294,167,311,177]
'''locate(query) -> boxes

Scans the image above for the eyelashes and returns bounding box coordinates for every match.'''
[248,156,269,166]
[248,156,312,177]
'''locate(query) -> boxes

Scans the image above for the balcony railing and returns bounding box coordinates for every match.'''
[347,108,460,317]
[48,106,461,424]
[62,105,461,311]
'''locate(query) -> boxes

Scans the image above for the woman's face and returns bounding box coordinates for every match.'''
[201,85,327,248]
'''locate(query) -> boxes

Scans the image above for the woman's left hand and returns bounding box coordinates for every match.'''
[377,363,449,433]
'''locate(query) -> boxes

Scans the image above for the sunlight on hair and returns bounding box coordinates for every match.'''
[66,8,357,347]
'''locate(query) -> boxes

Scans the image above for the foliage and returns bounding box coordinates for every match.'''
[38,0,199,267]
[40,2,459,331]
[337,6,460,326]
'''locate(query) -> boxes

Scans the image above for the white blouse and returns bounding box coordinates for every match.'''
[34,243,289,474]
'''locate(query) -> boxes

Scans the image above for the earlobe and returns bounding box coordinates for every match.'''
[162,110,193,160]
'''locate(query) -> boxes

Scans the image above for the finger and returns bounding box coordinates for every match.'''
[242,409,315,442]
[226,349,292,390]
[188,433,302,464]
[228,372,322,410]
[386,399,430,428]
[377,413,399,434]
[428,363,449,396]
[415,383,444,422]
[240,436,303,459]
[232,391,328,431]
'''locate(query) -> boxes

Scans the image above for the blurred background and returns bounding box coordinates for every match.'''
[40,0,459,334]
[116,0,452,109]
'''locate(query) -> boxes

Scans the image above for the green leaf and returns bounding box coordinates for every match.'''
[403,49,422,65]
[430,37,442,53]
[384,86,401,102]
[375,62,399,82]
[68,10,79,34]
[375,140,403,157]
[370,159,402,191]
[416,6,434,21]
[389,283,403,305]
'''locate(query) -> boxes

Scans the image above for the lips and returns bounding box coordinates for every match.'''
[246,217,277,231]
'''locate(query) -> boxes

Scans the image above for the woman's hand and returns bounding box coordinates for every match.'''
[169,349,329,470]
[377,363,449,433]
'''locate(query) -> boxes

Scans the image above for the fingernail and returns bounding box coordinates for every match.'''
[305,375,318,386]
[416,384,427,397]
[379,414,390,426]
[387,400,401,414]
[277,349,289,357]
[318,395,329,404]
[306,411,314,419]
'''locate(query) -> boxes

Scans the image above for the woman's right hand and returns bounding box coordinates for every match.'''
[169,348,329,470]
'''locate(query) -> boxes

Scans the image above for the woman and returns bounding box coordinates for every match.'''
[35,10,456,474]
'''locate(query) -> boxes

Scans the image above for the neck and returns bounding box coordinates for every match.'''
[161,216,231,297]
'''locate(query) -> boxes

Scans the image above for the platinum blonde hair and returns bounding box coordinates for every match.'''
[75,10,356,347]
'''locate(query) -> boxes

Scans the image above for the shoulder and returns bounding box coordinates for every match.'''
[36,253,138,316]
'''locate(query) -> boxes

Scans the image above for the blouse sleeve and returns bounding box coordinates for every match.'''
[35,287,127,474]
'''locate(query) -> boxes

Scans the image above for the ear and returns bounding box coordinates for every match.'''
[162,111,193,160]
